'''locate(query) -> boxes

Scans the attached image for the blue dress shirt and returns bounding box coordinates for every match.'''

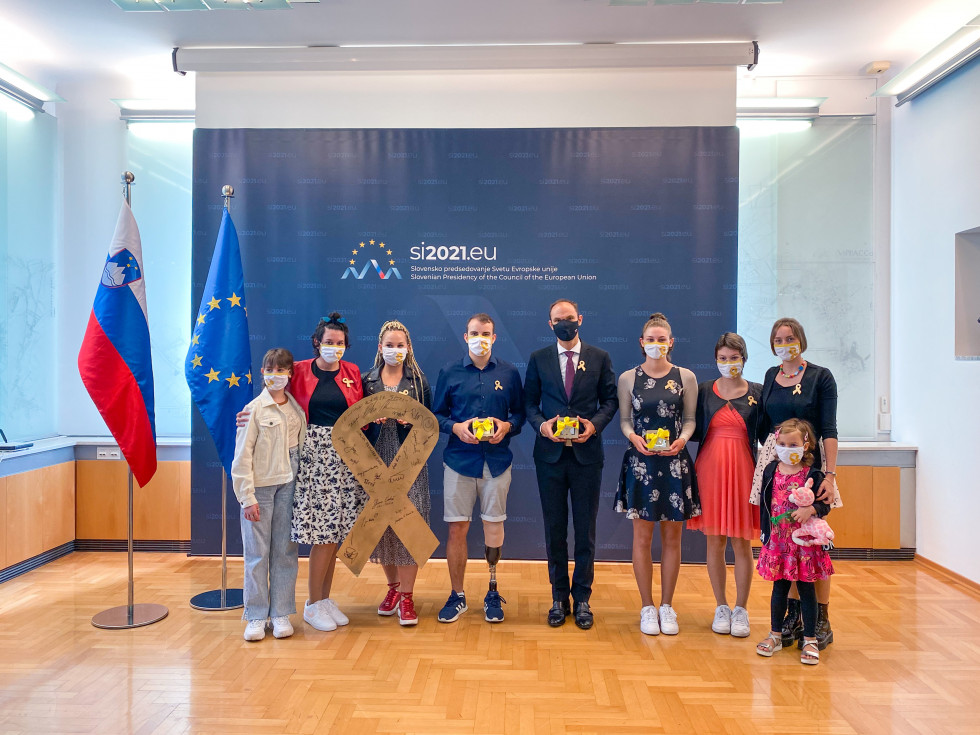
[432,355,526,478]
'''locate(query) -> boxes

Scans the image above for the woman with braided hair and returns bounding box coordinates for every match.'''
[361,320,432,626]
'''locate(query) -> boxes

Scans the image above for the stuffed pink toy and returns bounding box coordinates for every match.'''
[786,479,835,547]
[793,517,835,547]
[788,479,815,508]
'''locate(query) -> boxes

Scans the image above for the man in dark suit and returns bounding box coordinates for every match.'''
[524,299,618,629]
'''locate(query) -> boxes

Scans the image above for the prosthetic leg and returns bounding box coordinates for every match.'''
[483,521,506,622]
[485,545,501,592]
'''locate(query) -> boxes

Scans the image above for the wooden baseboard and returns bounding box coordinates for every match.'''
[0,541,75,584]
[915,554,980,597]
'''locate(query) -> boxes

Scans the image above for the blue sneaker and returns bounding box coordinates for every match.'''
[438,591,467,623]
[484,590,506,623]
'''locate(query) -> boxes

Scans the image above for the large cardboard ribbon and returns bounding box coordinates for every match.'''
[331,391,440,575]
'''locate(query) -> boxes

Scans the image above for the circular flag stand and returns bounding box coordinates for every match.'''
[190,473,244,611]
[92,468,169,629]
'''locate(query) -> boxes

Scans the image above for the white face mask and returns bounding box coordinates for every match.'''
[774,342,801,362]
[643,342,669,360]
[717,361,743,379]
[319,344,345,363]
[775,445,805,466]
[382,347,407,366]
[263,373,290,391]
[468,336,492,357]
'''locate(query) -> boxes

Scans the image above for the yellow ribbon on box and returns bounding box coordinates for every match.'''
[644,428,671,450]
[556,417,579,437]
[472,418,495,440]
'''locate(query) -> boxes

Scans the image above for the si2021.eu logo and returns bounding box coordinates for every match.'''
[342,239,403,280]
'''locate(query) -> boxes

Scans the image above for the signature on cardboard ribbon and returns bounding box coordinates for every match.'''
[331,391,440,575]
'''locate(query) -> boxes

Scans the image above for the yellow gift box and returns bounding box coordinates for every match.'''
[472,418,495,441]
[644,428,671,451]
[556,416,580,440]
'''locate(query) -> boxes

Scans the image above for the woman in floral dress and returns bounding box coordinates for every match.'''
[614,313,700,637]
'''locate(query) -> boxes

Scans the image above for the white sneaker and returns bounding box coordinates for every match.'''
[712,604,732,635]
[243,619,266,641]
[730,606,751,638]
[303,599,337,632]
[640,605,660,636]
[321,598,350,626]
[659,604,679,635]
[271,616,294,639]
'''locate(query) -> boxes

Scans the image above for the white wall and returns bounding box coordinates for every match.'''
[892,58,980,581]
[196,68,735,128]
[56,75,193,439]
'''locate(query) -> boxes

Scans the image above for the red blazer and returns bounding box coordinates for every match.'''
[289,358,363,420]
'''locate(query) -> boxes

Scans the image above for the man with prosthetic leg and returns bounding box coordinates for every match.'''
[432,313,526,623]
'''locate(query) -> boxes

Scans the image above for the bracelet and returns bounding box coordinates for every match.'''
[825,471,837,476]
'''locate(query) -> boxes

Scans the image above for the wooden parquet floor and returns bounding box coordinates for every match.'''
[0,554,978,735]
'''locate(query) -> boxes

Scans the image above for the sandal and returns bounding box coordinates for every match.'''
[756,632,783,657]
[801,638,820,665]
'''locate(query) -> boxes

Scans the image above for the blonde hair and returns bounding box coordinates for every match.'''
[372,319,426,399]
[775,418,816,467]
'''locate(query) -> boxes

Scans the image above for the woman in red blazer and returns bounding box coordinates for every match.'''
[288,313,366,633]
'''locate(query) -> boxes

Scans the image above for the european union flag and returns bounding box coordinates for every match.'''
[185,207,253,475]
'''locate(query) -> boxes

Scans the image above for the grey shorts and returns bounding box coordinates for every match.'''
[443,463,512,523]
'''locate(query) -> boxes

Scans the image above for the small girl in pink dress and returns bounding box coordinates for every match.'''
[755,418,833,665]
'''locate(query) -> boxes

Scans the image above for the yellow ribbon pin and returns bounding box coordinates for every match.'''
[494,380,503,391]
[747,396,757,406]
[342,377,355,388]
[577,360,586,371]
[400,389,410,395]
[793,384,802,396]
[472,418,494,440]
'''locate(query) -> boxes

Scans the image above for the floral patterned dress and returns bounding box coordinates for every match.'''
[757,467,834,582]
[614,366,701,521]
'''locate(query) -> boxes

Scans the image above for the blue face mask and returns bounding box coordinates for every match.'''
[552,319,579,342]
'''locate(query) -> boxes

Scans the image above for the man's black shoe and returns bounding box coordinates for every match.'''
[548,599,571,627]
[574,601,594,630]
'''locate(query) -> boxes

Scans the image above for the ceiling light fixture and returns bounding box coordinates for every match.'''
[875,14,980,105]
[112,98,195,122]
[0,63,62,117]
[173,41,759,73]
[736,96,826,117]
[111,0,312,10]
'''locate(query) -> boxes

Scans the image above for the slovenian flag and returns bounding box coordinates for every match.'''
[185,207,253,475]
[78,200,157,487]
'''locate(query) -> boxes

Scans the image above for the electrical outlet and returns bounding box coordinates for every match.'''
[879,395,890,414]
[97,446,121,460]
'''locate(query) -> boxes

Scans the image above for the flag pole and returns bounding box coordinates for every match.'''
[92,172,169,630]
[190,184,244,612]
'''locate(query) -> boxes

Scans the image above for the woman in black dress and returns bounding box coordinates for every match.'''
[751,317,840,650]
[614,313,700,637]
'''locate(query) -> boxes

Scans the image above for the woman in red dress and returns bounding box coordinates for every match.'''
[690,333,761,638]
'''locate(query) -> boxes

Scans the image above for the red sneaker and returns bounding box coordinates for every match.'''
[378,583,401,616]
[398,592,419,626]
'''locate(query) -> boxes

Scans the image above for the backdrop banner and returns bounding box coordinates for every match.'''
[191,126,739,562]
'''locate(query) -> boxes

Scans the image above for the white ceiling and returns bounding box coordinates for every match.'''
[1,0,978,98]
